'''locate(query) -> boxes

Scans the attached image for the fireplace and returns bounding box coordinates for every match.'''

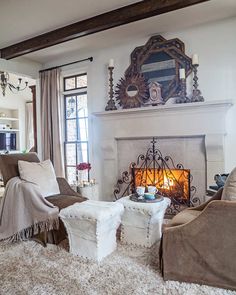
[134,168,190,202]
[114,138,199,216]
[92,100,231,204]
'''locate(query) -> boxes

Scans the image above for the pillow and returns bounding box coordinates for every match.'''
[18,159,60,198]
[221,167,236,201]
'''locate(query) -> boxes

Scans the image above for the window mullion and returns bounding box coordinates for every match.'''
[75,96,78,166]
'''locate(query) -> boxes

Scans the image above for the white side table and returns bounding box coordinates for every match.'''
[78,184,99,200]
[117,196,171,247]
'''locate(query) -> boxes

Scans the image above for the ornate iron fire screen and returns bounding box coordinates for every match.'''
[114,138,200,216]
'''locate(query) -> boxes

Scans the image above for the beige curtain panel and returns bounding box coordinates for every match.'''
[40,68,64,177]
[25,102,34,151]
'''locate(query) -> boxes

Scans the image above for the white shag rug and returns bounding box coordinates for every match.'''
[0,240,235,295]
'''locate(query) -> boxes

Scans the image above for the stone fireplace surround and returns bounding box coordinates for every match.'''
[92,101,232,201]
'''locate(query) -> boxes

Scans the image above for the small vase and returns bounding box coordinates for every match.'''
[76,170,88,187]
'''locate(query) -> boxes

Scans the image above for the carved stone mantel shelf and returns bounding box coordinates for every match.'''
[92,100,233,117]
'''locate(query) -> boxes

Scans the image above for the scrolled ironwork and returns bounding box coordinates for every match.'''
[121,171,130,183]
[190,186,199,206]
[137,154,146,165]
[114,138,200,216]
[176,163,184,169]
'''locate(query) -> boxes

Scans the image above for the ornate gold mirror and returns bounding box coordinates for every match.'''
[115,74,149,109]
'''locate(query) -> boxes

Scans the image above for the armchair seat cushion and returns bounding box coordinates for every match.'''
[46,194,86,210]
[170,209,201,226]
[46,194,86,244]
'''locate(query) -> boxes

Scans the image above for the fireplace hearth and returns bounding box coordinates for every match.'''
[114,138,200,216]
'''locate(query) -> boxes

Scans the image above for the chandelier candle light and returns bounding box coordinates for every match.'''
[191,54,204,102]
[176,68,190,103]
[105,59,117,111]
[0,71,28,97]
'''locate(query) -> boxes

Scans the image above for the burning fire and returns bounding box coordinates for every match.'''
[134,168,190,200]
[163,175,174,190]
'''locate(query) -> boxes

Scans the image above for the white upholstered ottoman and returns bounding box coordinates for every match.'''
[117,196,170,247]
[59,200,124,261]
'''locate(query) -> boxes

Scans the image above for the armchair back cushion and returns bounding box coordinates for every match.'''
[222,167,236,201]
[18,159,60,197]
[0,153,40,185]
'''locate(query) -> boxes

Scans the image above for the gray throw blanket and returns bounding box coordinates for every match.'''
[0,177,59,243]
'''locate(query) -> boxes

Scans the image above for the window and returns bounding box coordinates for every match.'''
[64,73,87,91]
[64,74,88,184]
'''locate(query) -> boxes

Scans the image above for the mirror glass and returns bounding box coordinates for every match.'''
[141,51,176,100]
[126,84,138,97]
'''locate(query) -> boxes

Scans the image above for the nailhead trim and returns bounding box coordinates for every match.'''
[120,206,164,248]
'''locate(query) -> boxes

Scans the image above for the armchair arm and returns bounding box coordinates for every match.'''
[56,177,85,199]
[161,200,236,290]
[189,187,223,212]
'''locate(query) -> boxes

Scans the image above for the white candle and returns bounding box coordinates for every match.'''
[192,54,199,65]
[179,68,185,79]
[109,59,114,67]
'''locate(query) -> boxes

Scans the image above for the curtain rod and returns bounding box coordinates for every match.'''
[39,57,93,73]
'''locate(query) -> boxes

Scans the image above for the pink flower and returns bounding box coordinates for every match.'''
[76,162,91,171]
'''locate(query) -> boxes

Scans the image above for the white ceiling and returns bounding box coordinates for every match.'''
[0,0,140,48]
[1,0,236,64]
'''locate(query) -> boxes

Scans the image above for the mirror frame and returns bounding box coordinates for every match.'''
[115,74,149,109]
[124,35,192,104]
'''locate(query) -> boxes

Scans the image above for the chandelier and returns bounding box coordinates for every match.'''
[0,71,28,97]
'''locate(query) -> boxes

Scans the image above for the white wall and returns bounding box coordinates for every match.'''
[164,18,236,172]
[42,17,236,179]
[0,57,41,79]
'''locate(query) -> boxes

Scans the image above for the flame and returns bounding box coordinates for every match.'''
[134,168,190,200]
[163,175,174,190]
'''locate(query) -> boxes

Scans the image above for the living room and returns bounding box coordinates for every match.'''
[0,0,236,294]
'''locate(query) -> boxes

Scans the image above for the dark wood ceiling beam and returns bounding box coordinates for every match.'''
[0,0,209,60]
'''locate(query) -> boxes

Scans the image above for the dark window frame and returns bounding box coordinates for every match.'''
[63,74,89,183]
[63,73,87,92]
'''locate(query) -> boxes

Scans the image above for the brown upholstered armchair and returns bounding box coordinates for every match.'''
[0,152,87,245]
[160,188,236,290]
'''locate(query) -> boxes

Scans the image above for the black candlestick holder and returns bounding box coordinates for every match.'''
[176,78,190,103]
[191,64,204,102]
[105,66,117,111]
